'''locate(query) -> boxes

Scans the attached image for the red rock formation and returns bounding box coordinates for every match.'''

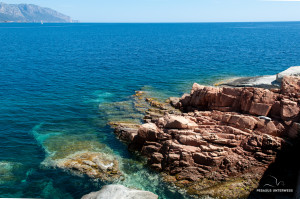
[131,111,283,179]
[281,76,300,96]
[180,83,278,116]
[112,75,300,198]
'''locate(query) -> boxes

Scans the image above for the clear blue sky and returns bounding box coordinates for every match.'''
[3,0,300,22]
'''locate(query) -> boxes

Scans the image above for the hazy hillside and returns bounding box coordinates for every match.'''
[0,2,72,22]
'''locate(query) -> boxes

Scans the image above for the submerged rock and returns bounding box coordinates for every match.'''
[43,134,108,160]
[33,126,125,183]
[0,161,24,185]
[81,184,158,199]
[55,151,123,182]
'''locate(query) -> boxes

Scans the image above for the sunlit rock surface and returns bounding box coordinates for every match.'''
[110,75,300,198]
[55,151,122,182]
[81,184,158,199]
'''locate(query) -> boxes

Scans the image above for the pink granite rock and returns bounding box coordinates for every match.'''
[163,115,198,130]
[281,76,300,96]
[110,76,300,199]
[138,123,160,141]
[280,99,299,121]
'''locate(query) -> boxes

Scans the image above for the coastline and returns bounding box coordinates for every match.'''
[97,66,300,199]
[2,21,300,199]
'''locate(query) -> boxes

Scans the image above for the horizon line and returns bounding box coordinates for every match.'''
[80,20,300,23]
[1,20,300,24]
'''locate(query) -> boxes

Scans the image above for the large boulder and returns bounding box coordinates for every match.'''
[281,76,300,96]
[276,66,300,82]
[228,114,257,130]
[163,115,198,129]
[112,122,140,142]
[138,123,160,141]
[280,99,299,121]
[189,84,221,108]
[249,102,272,116]
[168,97,180,108]
[81,184,158,199]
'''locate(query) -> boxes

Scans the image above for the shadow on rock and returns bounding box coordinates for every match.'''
[248,136,300,199]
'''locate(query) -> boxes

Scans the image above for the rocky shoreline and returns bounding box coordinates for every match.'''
[108,67,300,198]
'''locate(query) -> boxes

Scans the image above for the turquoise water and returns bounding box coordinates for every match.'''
[0,22,300,198]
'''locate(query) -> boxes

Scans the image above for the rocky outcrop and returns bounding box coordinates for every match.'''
[81,184,158,199]
[131,111,283,176]
[179,77,300,125]
[111,75,300,198]
[110,90,181,145]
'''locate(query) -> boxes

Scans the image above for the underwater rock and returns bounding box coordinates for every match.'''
[81,184,158,199]
[0,161,24,185]
[32,121,124,184]
[55,151,123,182]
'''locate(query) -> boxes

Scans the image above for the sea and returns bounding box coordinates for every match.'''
[0,22,300,199]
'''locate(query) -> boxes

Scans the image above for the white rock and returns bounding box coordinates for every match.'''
[276,66,300,82]
[81,184,158,199]
[219,66,300,88]
[218,75,279,88]
[246,75,276,86]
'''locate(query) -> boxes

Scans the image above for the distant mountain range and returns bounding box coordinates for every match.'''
[0,2,73,23]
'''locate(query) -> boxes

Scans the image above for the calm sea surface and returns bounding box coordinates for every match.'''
[0,22,300,198]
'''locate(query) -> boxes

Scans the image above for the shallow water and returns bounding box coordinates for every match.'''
[0,22,300,198]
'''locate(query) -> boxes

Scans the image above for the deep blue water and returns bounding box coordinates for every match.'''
[0,22,300,199]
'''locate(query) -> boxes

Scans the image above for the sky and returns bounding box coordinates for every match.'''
[2,0,300,22]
